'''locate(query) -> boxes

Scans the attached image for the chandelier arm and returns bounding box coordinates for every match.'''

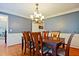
[36,3,39,13]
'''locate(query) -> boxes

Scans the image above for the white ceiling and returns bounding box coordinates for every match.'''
[0,3,79,19]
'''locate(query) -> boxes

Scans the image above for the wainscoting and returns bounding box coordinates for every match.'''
[0,37,5,45]
[7,33,22,46]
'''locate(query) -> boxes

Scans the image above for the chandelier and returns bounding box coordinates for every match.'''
[30,3,44,24]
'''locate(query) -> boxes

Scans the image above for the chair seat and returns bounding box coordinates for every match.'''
[57,48,65,56]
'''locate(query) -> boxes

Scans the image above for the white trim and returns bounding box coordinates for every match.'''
[0,9,30,19]
[45,8,79,19]
[0,8,79,19]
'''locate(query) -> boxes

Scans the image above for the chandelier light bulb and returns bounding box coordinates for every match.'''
[35,19,38,21]
[42,16,44,19]
[34,12,37,15]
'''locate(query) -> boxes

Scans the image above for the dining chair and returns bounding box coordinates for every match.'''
[51,31,60,40]
[43,31,49,40]
[22,31,34,55]
[51,31,65,49]
[38,32,52,56]
[57,34,74,56]
[32,32,51,56]
[32,32,41,55]
[42,31,51,50]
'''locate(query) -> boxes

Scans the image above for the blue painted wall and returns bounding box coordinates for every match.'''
[44,11,79,33]
[0,12,32,33]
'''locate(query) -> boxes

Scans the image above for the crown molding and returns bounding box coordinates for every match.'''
[45,8,79,19]
[0,9,30,19]
[0,8,79,20]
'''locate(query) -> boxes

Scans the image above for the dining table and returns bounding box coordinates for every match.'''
[43,38,65,56]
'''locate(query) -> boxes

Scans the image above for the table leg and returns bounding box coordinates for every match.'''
[55,44,60,56]
[54,47,57,56]
[52,45,57,56]
[63,43,65,48]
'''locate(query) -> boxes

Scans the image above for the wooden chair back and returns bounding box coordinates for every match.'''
[51,31,60,40]
[38,32,43,55]
[43,31,49,40]
[22,31,31,54]
[23,31,30,41]
[65,34,74,56]
[32,32,43,55]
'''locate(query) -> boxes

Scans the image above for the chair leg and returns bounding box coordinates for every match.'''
[32,42,35,56]
[24,41,26,54]
[30,42,31,56]
[63,43,65,48]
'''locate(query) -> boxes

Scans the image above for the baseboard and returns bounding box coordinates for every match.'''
[70,47,79,50]
[71,45,79,49]
[8,43,21,47]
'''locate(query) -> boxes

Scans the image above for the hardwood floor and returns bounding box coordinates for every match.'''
[0,44,79,56]
[69,47,79,56]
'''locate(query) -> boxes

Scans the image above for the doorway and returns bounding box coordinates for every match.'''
[0,14,8,46]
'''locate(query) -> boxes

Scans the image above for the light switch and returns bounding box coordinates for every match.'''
[9,28,13,32]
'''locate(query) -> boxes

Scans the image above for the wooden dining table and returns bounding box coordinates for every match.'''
[43,38,65,56]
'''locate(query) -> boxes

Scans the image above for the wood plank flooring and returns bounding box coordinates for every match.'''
[0,44,79,56]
